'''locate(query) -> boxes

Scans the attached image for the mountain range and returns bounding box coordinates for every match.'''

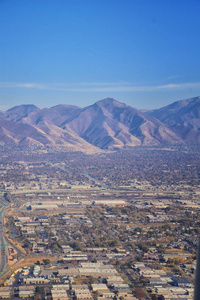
[0,96,199,152]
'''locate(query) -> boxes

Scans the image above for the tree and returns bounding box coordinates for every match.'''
[158,296,165,300]
[139,275,149,287]
[129,283,134,289]
[35,286,41,293]
[88,276,94,284]
[35,286,42,300]
[22,240,32,253]
[43,259,50,265]
[108,239,119,247]
[135,288,145,299]
[157,245,165,253]
[137,242,149,253]
[93,291,99,300]
[70,241,83,251]
[4,192,12,202]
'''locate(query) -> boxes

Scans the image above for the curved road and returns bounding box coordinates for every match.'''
[0,210,7,273]
[0,202,25,278]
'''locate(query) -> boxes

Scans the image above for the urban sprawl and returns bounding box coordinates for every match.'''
[0,146,199,300]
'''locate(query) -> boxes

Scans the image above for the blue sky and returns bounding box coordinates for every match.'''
[0,0,200,110]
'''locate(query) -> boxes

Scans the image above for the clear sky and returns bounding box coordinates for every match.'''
[0,0,200,111]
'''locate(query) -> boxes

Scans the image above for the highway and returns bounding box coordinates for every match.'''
[0,207,7,273]
[0,195,25,277]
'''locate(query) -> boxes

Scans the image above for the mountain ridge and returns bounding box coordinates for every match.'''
[0,96,199,152]
[148,96,200,143]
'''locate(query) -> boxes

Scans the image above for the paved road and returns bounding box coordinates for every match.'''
[58,163,108,188]
[4,233,25,257]
[82,172,108,188]
[0,209,7,273]
[0,200,25,279]
[120,265,150,300]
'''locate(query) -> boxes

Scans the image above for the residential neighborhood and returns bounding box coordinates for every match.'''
[0,145,199,299]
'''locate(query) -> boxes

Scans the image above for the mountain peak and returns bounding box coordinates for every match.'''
[50,104,81,110]
[4,104,40,122]
[6,104,39,112]
[96,98,127,108]
[0,96,199,151]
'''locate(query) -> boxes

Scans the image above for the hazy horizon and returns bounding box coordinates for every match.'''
[1,1,200,110]
[0,94,200,112]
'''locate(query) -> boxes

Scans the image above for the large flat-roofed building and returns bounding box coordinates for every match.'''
[19,286,35,298]
[91,284,110,293]
[172,276,193,288]
[31,204,58,210]
[24,277,50,284]
[51,284,70,300]
[0,287,11,299]
[51,290,70,300]
[93,200,126,206]
[63,254,88,262]
[72,284,93,300]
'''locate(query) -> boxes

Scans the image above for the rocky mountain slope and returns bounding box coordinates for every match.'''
[148,96,200,144]
[0,97,199,151]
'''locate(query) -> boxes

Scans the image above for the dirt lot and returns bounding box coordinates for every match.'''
[7,247,18,266]
[0,255,57,285]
